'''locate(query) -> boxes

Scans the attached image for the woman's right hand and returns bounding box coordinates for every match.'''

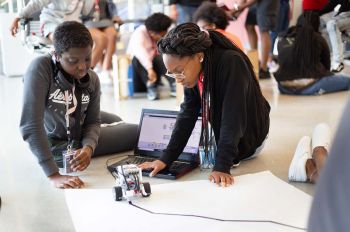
[10,17,21,36]
[48,173,84,189]
[138,160,166,177]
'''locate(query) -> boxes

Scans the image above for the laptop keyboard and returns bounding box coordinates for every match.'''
[169,162,188,171]
[120,156,190,171]
[126,156,156,164]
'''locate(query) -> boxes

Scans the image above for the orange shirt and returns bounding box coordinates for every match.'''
[215,29,244,52]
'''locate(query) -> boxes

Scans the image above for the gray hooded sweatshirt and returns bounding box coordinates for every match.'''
[20,54,101,177]
[18,0,94,25]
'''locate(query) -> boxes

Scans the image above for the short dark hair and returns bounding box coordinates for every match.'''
[53,21,93,55]
[145,13,172,33]
[193,2,229,30]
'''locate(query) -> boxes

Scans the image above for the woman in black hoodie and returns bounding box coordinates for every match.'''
[139,23,270,187]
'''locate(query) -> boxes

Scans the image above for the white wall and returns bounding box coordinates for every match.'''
[0,13,38,77]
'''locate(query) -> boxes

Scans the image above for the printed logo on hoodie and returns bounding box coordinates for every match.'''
[49,89,90,105]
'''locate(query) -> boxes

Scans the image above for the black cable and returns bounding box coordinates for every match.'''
[105,156,123,167]
[128,201,306,231]
[106,156,128,179]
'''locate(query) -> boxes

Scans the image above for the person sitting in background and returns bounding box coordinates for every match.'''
[20,21,138,189]
[274,11,350,95]
[10,0,94,41]
[85,0,123,84]
[193,1,244,51]
[127,13,175,101]
[319,0,350,72]
[289,123,330,183]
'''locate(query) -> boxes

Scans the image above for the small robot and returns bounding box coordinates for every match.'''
[113,164,151,201]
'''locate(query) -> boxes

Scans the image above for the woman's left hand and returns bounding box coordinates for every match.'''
[209,171,234,187]
[70,146,93,172]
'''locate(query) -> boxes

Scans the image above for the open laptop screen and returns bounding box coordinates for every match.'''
[135,109,202,161]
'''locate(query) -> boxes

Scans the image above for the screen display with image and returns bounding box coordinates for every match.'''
[137,113,201,154]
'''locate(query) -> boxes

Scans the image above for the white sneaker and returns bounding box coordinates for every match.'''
[331,62,344,73]
[268,60,279,74]
[288,136,312,182]
[98,70,112,85]
[312,123,331,152]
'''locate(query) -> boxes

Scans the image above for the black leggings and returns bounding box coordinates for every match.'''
[93,111,138,156]
[131,55,174,92]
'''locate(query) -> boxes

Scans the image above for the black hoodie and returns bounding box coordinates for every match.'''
[159,48,270,174]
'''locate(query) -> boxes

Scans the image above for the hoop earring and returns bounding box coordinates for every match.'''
[199,57,204,63]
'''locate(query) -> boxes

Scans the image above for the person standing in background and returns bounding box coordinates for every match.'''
[269,0,291,73]
[169,0,216,24]
[230,0,280,79]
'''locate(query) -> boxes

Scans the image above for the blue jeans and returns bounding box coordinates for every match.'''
[321,11,350,64]
[278,75,350,95]
[270,0,290,53]
[176,4,198,24]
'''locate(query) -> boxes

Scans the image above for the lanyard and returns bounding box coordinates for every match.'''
[64,86,77,152]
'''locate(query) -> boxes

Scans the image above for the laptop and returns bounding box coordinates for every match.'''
[107,109,202,180]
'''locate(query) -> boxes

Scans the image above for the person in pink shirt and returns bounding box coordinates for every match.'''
[127,13,174,100]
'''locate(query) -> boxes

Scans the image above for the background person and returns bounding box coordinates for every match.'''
[193,1,244,51]
[230,0,280,79]
[10,0,94,41]
[169,0,216,24]
[84,0,123,84]
[127,13,175,100]
[274,11,350,95]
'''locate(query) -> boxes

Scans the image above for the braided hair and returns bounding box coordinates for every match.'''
[293,11,321,78]
[158,23,258,165]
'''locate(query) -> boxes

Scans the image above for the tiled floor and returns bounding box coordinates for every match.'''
[0,68,349,231]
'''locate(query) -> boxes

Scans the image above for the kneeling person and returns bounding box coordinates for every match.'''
[139,23,270,187]
[20,21,138,189]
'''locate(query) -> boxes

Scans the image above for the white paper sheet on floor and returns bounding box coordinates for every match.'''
[65,171,311,232]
